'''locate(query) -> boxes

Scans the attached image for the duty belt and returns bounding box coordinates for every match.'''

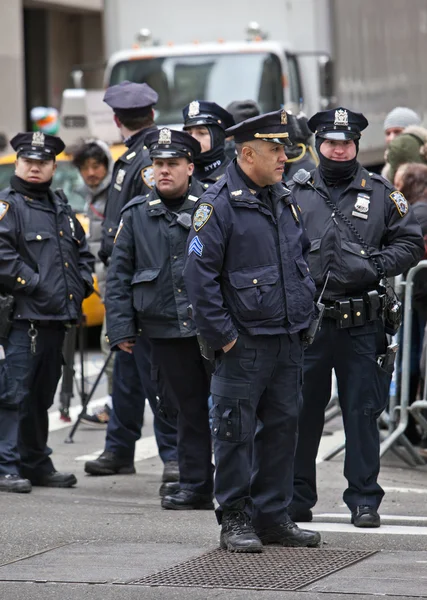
[322,291,385,329]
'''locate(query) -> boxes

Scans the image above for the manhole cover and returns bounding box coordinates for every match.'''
[129,547,376,591]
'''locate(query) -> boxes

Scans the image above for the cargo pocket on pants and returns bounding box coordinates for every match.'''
[210,375,251,442]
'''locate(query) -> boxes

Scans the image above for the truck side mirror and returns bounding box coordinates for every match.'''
[318,55,335,109]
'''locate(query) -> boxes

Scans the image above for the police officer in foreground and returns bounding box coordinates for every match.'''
[289,108,424,527]
[184,110,321,552]
[0,132,95,493]
[182,100,235,189]
[105,128,213,509]
[86,81,179,486]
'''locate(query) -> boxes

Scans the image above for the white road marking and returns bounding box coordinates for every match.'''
[299,521,427,536]
[49,396,110,432]
[75,435,158,462]
[316,513,427,523]
[383,486,427,495]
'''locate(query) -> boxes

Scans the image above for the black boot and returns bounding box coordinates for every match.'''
[257,519,321,547]
[30,471,77,488]
[0,474,32,493]
[351,505,380,528]
[84,450,135,476]
[161,489,214,510]
[220,511,263,553]
[159,481,180,498]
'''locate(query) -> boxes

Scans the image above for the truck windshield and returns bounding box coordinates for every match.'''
[109,52,283,124]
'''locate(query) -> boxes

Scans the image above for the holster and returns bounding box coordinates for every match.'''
[0,293,15,339]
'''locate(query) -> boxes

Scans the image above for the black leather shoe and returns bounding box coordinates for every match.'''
[220,511,263,553]
[257,520,321,547]
[0,474,32,493]
[288,505,313,522]
[84,450,136,475]
[162,460,179,482]
[31,471,77,488]
[159,481,180,497]
[351,505,380,528]
[161,489,214,510]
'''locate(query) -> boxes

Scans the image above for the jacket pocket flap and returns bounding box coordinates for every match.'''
[24,231,52,242]
[309,238,321,252]
[210,375,251,399]
[341,240,370,258]
[229,265,279,289]
[131,268,161,285]
[295,257,311,277]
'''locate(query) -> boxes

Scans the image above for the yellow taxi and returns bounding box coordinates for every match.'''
[0,144,126,327]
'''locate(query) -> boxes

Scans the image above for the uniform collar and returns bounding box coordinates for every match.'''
[146,179,201,216]
[226,161,291,207]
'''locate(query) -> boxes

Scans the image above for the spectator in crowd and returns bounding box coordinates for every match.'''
[383,111,425,182]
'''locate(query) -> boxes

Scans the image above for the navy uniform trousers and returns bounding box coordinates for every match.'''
[292,318,391,513]
[150,336,213,494]
[105,334,178,464]
[210,333,303,528]
[0,323,65,479]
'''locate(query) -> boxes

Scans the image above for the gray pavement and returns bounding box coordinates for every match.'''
[1,351,427,599]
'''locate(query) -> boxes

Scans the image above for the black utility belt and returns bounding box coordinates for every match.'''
[13,319,71,331]
[323,291,385,329]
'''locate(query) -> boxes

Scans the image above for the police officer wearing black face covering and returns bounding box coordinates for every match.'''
[85,81,179,487]
[182,100,235,189]
[105,129,213,509]
[289,107,424,528]
[0,132,95,493]
[184,110,321,552]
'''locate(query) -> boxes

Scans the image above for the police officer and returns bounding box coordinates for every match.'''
[105,128,213,509]
[184,110,321,552]
[0,132,95,493]
[182,100,234,188]
[289,107,424,527]
[85,81,179,485]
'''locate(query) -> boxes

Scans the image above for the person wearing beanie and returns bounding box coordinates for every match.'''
[384,107,422,146]
[290,107,424,529]
[387,123,427,184]
[182,100,235,189]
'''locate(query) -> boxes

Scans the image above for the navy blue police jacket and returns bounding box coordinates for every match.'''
[183,161,316,351]
[0,187,94,321]
[290,164,425,300]
[105,179,205,348]
[99,126,157,264]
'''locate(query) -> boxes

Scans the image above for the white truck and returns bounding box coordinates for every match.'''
[62,0,427,168]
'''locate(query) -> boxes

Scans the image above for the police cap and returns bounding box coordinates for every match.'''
[145,128,201,161]
[308,107,368,141]
[183,100,235,131]
[225,109,293,146]
[10,132,65,161]
[103,81,158,119]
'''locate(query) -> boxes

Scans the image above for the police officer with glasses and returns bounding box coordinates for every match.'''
[289,107,424,528]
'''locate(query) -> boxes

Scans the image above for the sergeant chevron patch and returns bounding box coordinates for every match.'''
[188,235,204,257]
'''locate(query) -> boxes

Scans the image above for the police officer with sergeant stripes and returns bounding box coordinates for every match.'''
[105,128,214,509]
[184,110,321,552]
[289,107,424,528]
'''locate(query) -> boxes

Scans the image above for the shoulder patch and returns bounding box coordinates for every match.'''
[390,190,408,217]
[0,201,9,221]
[114,219,124,243]
[193,203,213,232]
[141,166,155,189]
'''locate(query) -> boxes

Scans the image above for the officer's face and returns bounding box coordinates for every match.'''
[79,158,108,188]
[186,126,211,153]
[15,157,57,183]
[243,141,287,186]
[153,157,194,198]
[319,139,357,161]
[385,127,404,145]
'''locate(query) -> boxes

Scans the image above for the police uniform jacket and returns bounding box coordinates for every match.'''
[0,188,95,321]
[183,161,316,351]
[99,126,157,263]
[290,164,425,300]
[105,178,205,347]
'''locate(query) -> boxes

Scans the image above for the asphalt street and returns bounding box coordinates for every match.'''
[1,349,427,599]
